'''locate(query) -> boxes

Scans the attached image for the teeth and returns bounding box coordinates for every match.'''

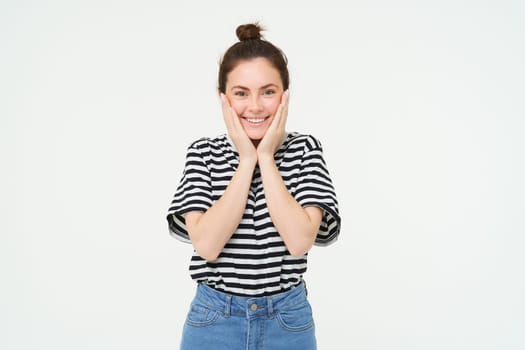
[246,118,265,123]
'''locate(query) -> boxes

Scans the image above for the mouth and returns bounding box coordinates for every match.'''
[242,116,270,125]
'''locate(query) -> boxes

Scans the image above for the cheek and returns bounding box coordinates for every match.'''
[265,99,281,115]
[229,100,246,116]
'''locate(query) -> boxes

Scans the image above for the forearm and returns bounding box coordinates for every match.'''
[258,155,321,256]
[187,159,256,261]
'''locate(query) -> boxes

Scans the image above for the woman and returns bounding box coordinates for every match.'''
[167,23,340,350]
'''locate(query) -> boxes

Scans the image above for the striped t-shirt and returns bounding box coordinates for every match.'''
[167,132,340,297]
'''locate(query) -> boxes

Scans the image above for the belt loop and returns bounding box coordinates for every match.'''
[267,296,274,318]
[224,294,232,318]
[303,280,308,296]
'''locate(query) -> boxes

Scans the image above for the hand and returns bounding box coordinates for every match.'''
[257,90,289,159]
[221,94,257,164]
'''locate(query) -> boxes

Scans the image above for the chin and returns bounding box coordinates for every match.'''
[246,133,265,142]
[242,127,267,141]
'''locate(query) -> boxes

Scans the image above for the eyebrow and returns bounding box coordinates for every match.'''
[230,84,279,91]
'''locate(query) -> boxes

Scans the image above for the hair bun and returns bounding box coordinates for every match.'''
[236,23,264,41]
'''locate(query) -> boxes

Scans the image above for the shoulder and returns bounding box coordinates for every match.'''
[284,132,324,152]
[187,134,230,152]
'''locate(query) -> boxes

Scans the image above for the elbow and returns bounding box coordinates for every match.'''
[196,249,220,262]
[288,249,308,258]
[193,243,221,262]
[285,230,317,257]
[187,227,222,261]
[286,242,313,257]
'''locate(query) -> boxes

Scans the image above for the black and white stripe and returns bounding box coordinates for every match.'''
[167,132,340,296]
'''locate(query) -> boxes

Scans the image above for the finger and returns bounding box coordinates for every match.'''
[279,90,289,129]
[274,90,289,131]
[269,104,282,133]
[221,94,248,141]
[227,104,245,134]
[221,94,236,134]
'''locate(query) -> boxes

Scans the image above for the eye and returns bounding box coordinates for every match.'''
[263,89,276,96]
[234,90,247,97]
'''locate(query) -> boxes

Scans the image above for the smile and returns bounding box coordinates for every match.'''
[243,117,268,124]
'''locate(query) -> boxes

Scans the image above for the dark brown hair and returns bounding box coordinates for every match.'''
[218,23,289,93]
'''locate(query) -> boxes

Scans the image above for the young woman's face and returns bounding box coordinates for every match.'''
[225,57,284,143]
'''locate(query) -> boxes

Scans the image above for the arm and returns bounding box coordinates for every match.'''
[257,91,323,256]
[185,158,256,261]
[186,95,258,261]
[258,155,323,256]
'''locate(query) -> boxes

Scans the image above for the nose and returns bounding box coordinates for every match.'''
[248,95,263,112]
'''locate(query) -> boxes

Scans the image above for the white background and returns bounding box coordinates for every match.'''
[2,0,524,349]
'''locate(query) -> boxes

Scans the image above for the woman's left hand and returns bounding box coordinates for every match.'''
[257,90,289,159]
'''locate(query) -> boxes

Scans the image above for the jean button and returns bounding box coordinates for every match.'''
[250,303,258,311]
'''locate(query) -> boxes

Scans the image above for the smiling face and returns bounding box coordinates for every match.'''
[225,57,284,145]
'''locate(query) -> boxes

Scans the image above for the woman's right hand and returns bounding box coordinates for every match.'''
[221,94,257,164]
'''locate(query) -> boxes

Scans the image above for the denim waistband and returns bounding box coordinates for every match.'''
[193,282,308,319]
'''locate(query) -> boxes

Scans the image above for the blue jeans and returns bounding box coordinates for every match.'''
[180,282,317,350]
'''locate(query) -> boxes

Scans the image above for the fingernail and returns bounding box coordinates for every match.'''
[220,93,225,103]
[285,90,290,97]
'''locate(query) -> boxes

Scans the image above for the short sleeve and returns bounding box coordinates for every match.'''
[166,141,213,243]
[295,136,341,246]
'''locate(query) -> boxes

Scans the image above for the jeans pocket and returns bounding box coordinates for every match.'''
[276,301,315,332]
[185,302,220,327]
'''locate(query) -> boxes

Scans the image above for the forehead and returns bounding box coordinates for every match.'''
[227,57,282,89]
